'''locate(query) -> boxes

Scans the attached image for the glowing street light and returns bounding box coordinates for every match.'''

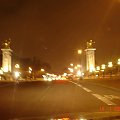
[14,71,20,78]
[78,49,83,74]
[77,64,81,68]
[0,68,3,75]
[63,73,67,76]
[77,70,81,76]
[118,59,120,65]
[74,66,78,70]
[29,67,32,71]
[101,64,106,70]
[68,68,74,73]
[70,63,74,67]
[41,68,45,72]
[29,67,32,74]
[78,49,82,55]
[96,66,100,71]
[15,64,19,69]
[108,62,113,68]
[89,65,95,72]
[117,59,120,75]
[108,62,113,78]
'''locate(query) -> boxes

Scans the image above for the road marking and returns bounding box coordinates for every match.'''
[82,87,92,92]
[70,81,117,105]
[104,95,120,100]
[92,94,116,106]
[69,81,92,92]
[77,84,83,87]
[40,86,51,101]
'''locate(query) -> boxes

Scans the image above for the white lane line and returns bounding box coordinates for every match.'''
[77,84,83,87]
[40,86,51,101]
[82,87,92,92]
[92,94,116,106]
[70,81,82,87]
[70,81,116,105]
[70,81,92,92]
[104,95,120,100]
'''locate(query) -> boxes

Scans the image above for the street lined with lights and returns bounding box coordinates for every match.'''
[0,35,120,120]
[0,0,120,119]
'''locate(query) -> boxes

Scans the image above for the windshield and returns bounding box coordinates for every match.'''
[0,0,120,120]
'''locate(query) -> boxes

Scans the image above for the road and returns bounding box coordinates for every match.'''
[0,80,120,119]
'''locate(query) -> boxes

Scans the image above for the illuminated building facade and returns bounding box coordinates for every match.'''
[1,40,12,72]
[85,40,96,72]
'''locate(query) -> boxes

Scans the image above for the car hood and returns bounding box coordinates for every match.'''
[11,112,120,120]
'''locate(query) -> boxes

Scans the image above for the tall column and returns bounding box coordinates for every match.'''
[1,40,12,73]
[85,40,96,72]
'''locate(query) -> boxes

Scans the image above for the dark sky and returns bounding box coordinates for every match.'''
[0,0,120,73]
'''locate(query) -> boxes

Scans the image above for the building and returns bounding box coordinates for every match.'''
[85,40,96,72]
[1,39,12,73]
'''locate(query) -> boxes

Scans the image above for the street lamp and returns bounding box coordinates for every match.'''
[96,66,100,71]
[15,64,19,69]
[68,68,74,73]
[29,67,32,74]
[101,64,106,70]
[95,66,100,77]
[101,64,106,78]
[63,73,67,76]
[77,64,81,68]
[77,49,83,79]
[77,70,81,76]
[14,64,20,80]
[14,71,20,78]
[0,68,3,75]
[74,66,78,70]
[117,59,120,76]
[41,68,45,72]
[108,62,113,78]
[78,49,82,55]
[117,59,120,65]
[108,62,113,68]
[29,67,32,71]
[70,63,74,67]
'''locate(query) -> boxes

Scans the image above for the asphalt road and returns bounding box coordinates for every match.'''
[0,80,120,120]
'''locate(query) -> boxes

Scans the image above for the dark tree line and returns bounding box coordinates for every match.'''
[12,54,51,73]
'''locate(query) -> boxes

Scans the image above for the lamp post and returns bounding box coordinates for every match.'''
[78,49,82,55]
[78,49,82,79]
[70,63,74,67]
[101,64,106,78]
[96,66,100,71]
[117,59,120,77]
[68,68,74,73]
[15,64,20,69]
[29,67,32,73]
[28,67,32,79]
[108,62,113,78]
[96,66,100,77]
[41,68,45,72]
[14,64,20,80]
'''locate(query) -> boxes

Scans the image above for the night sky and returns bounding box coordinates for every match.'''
[0,0,120,73]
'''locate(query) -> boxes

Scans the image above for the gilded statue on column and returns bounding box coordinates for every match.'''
[87,40,95,48]
[2,39,11,49]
